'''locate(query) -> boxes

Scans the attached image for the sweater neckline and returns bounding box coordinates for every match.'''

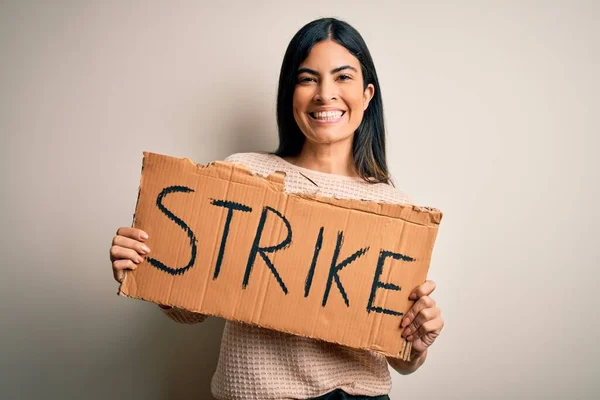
[272,154,366,182]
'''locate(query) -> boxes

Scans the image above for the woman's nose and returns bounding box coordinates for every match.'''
[313,79,338,102]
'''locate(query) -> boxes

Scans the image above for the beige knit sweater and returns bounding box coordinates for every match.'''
[161,152,413,400]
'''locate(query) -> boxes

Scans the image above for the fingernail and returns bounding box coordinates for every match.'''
[141,245,150,254]
[138,256,145,263]
[401,318,411,327]
[409,293,417,300]
[141,232,149,240]
[407,335,414,341]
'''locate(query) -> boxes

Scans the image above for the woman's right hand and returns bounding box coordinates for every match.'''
[110,227,151,283]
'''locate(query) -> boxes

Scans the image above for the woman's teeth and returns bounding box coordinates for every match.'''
[310,111,344,120]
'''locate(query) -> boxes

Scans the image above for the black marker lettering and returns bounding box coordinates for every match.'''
[210,199,252,279]
[146,186,197,276]
[304,226,324,297]
[322,231,369,307]
[367,250,415,316]
[244,206,292,294]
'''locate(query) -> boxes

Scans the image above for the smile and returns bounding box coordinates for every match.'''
[309,110,346,123]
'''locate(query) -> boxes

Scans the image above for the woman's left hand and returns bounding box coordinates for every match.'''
[400,280,444,356]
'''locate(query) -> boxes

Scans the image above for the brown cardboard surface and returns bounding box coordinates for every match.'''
[119,152,443,359]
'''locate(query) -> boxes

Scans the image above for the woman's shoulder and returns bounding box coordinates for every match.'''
[223,151,283,176]
[222,152,415,205]
[358,179,414,205]
[223,151,274,164]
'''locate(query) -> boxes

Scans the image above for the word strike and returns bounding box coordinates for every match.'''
[146,186,416,316]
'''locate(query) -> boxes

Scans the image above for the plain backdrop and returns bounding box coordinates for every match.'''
[1,1,598,399]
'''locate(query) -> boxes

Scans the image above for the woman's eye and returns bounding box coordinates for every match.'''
[298,76,316,83]
[337,74,352,81]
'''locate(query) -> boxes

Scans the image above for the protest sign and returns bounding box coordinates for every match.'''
[119,152,442,359]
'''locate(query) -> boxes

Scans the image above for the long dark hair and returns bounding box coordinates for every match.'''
[274,17,390,183]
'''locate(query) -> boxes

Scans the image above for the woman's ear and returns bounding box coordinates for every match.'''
[363,83,375,110]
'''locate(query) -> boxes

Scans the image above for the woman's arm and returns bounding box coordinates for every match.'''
[387,349,428,375]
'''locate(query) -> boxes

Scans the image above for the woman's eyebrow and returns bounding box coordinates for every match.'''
[297,65,358,76]
[331,65,357,74]
[297,67,319,76]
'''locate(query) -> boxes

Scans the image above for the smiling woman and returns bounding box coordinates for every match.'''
[110,17,444,400]
[293,43,374,149]
[275,19,388,184]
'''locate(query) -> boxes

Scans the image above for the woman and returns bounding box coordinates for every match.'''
[110,18,443,400]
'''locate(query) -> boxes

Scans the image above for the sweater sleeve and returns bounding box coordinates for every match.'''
[159,305,208,324]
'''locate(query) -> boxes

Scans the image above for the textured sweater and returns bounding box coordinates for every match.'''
[161,152,413,400]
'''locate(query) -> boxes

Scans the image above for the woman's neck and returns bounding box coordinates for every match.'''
[283,141,358,178]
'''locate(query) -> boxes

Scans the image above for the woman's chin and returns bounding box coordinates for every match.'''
[306,131,354,145]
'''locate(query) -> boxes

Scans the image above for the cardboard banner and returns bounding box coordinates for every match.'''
[119,152,442,359]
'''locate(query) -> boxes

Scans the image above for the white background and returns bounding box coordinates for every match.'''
[1,1,598,399]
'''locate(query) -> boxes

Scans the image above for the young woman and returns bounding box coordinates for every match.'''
[110,18,444,400]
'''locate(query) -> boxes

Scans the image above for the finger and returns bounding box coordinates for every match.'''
[110,245,145,264]
[112,235,151,255]
[401,295,436,329]
[403,306,440,338]
[116,227,149,241]
[411,329,440,353]
[412,318,444,341]
[112,258,138,273]
[403,306,439,337]
[112,259,137,283]
[114,268,125,283]
[408,280,436,301]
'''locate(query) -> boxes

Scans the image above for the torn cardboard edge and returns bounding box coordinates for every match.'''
[181,155,441,223]
[119,152,442,361]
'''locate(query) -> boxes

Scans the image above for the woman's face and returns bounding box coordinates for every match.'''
[293,39,375,147]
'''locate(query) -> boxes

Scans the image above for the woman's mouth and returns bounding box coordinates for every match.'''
[309,110,346,123]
